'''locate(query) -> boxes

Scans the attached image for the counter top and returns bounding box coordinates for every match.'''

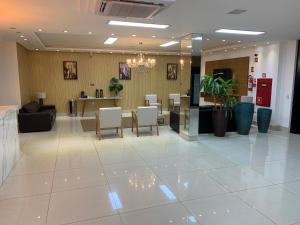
[0,105,18,118]
[0,105,20,186]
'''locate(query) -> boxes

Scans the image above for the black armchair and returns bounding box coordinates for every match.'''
[18,102,56,133]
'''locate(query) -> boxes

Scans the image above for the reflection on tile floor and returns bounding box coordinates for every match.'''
[0,116,300,225]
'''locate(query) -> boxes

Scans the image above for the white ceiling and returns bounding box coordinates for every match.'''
[1,0,300,53]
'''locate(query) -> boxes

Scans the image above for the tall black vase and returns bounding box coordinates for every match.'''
[212,108,228,137]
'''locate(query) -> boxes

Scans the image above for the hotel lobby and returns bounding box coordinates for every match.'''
[1,0,300,225]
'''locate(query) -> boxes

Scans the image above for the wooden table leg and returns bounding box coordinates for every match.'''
[81,101,86,117]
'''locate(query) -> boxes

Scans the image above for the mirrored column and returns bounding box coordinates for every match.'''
[179,33,203,139]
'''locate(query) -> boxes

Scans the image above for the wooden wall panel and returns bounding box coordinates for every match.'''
[21,50,190,112]
[16,44,31,104]
[205,57,249,96]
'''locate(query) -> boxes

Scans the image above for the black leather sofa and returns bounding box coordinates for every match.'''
[199,105,237,134]
[18,101,56,133]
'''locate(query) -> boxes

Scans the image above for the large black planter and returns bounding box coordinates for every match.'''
[234,103,254,135]
[257,108,272,133]
[212,108,228,137]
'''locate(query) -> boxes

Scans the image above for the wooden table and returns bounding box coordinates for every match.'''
[78,97,121,117]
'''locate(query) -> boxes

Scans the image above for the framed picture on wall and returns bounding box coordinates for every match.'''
[119,62,131,80]
[63,61,78,80]
[167,63,178,80]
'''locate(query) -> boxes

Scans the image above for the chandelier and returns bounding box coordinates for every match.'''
[126,42,156,69]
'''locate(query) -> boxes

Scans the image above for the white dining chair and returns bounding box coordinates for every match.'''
[96,107,123,140]
[132,106,159,137]
[168,93,181,110]
[145,94,162,114]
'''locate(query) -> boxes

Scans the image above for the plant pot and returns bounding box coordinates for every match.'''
[234,103,254,135]
[212,108,228,137]
[257,108,272,133]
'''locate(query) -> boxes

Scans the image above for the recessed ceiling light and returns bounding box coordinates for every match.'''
[38,28,43,32]
[187,45,192,48]
[160,41,179,47]
[111,33,115,36]
[88,31,92,35]
[222,40,226,42]
[63,30,68,33]
[20,35,24,38]
[238,40,242,43]
[110,51,113,54]
[206,38,210,41]
[56,50,60,52]
[108,20,169,29]
[152,35,156,38]
[35,48,39,51]
[132,34,136,37]
[193,36,202,40]
[104,37,118,45]
[23,38,28,41]
[216,29,265,35]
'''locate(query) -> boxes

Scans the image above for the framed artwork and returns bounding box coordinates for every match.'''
[63,61,78,80]
[119,62,131,80]
[167,63,178,80]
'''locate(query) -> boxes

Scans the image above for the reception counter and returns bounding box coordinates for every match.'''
[0,106,20,186]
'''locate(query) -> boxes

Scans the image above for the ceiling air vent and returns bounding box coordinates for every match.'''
[95,0,175,19]
[227,9,248,15]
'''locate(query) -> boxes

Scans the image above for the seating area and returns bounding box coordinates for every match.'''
[2,1,300,225]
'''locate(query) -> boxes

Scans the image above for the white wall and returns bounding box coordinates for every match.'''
[252,44,280,125]
[0,42,21,106]
[201,41,297,128]
[275,41,297,128]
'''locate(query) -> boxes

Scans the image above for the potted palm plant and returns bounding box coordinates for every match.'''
[201,75,237,137]
[109,77,123,96]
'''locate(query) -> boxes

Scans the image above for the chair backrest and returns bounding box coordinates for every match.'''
[145,94,157,104]
[99,107,122,129]
[137,106,158,126]
[169,94,180,103]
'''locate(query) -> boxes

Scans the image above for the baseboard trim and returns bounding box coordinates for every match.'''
[252,121,289,132]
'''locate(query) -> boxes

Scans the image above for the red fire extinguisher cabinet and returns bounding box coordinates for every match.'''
[256,78,272,107]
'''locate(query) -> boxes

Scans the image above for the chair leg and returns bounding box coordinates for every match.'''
[131,118,134,132]
[156,125,159,136]
[116,128,118,134]
[150,125,152,132]
[136,126,139,137]
[121,126,123,138]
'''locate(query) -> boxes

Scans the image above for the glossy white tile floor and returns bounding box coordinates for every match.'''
[1,116,300,225]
